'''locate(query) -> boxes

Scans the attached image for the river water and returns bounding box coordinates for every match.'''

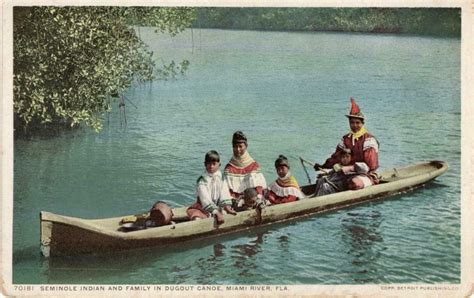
[13,28,460,284]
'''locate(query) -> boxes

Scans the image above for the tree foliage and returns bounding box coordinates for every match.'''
[194,8,460,36]
[14,7,195,132]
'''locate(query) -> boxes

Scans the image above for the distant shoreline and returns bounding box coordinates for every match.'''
[187,26,461,38]
[191,8,461,37]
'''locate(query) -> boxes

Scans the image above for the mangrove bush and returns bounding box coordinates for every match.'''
[14,7,195,133]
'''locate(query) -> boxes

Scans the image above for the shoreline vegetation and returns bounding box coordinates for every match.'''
[13,7,195,137]
[192,8,461,37]
[13,7,460,137]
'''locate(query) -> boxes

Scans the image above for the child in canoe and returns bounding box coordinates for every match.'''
[267,155,305,204]
[314,148,369,196]
[186,150,237,224]
[234,187,269,211]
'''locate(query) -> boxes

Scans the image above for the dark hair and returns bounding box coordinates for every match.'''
[275,154,289,168]
[243,188,258,208]
[348,116,365,124]
[341,148,352,155]
[204,150,220,164]
[232,131,248,146]
[243,188,258,201]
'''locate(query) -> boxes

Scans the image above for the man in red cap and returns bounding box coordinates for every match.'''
[313,97,379,190]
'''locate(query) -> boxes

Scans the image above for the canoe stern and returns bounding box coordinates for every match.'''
[40,212,53,257]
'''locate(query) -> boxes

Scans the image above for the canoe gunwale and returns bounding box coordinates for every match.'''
[40,160,448,256]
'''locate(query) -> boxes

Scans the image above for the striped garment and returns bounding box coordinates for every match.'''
[224,151,267,195]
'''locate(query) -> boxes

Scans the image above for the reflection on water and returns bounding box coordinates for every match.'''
[231,231,267,277]
[213,243,225,257]
[191,244,229,284]
[40,226,291,284]
[277,235,290,253]
[340,210,383,283]
[44,248,153,284]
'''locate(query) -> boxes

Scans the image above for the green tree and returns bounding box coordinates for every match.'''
[14,7,195,133]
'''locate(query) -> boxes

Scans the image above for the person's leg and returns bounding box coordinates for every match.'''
[347,175,373,190]
[186,202,209,220]
[315,179,337,196]
[186,208,208,220]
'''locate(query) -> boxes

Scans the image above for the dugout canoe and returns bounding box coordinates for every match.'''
[40,160,448,257]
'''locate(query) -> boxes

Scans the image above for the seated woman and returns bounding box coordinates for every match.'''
[224,131,267,208]
[314,148,369,196]
[267,155,305,204]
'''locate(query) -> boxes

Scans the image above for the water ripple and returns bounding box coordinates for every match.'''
[13,28,460,285]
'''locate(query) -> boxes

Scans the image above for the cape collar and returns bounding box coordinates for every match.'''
[229,151,255,168]
[349,126,368,142]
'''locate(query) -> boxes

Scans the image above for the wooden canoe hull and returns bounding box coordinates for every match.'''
[40,160,448,257]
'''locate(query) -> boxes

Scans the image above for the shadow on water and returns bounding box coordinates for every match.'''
[421,180,450,190]
[41,227,276,284]
[13,246,42,263]
[14,122,88,141]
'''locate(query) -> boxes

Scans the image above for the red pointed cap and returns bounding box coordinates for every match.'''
[345,97,365,119]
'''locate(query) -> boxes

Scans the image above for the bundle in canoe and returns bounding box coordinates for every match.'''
[40,160,448,257]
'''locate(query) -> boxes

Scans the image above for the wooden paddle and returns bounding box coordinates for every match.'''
[299,157,312,184]
[299,156,330,174]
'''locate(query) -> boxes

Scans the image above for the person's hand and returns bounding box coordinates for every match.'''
[342,165,354,175]
[333,163,343,172]
[256,197,267,209]
[224,205,237,215]
[313,163,323,171]
[214,211,225,225]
